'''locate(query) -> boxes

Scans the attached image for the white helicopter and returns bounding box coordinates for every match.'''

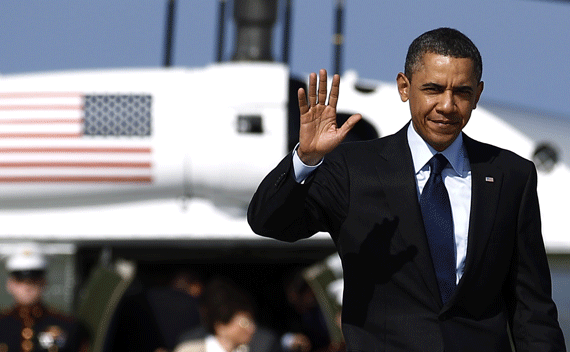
[0,20,567,250]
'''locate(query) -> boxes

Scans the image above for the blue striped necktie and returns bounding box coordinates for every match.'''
[420,153,456,304]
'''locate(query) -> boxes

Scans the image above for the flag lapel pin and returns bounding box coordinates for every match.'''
[485,176,494,183]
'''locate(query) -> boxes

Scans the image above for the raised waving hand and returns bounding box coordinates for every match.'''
[297,69,362,165]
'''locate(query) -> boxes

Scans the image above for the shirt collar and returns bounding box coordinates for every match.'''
[206,335,228,352]
[407,122,469,176]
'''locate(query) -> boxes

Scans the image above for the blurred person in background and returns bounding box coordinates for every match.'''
[0,243,89,352]
[110,269,205,352]
[146,270,205,350]
[280,272,328,352]
[174,277,257,352]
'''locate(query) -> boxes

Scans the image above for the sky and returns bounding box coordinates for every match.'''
[1,0,569,118]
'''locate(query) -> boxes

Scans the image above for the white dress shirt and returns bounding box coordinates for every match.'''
[206,335,242,352]
[406,123,471,283]
[292,122,472,283]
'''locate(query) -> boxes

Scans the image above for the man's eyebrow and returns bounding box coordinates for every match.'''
[453,85,475,93]
[420,82,444,89]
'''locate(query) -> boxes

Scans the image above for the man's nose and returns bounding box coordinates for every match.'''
[437,91,456,115]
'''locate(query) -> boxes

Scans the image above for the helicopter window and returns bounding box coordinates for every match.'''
[237,114,263,134]
[533,143,559,173]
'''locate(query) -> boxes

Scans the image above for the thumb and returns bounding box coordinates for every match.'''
[338,113,362,139]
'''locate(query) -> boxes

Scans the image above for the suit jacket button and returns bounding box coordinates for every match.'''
[21,340,33,352]
[275,173,286,187]
[22,327,34,339]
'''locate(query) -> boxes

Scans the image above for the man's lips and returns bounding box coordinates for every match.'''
[429,119,458,125]
[427,119,460,131]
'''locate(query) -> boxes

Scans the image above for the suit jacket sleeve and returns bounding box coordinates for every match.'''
[247,150,349,243]
[508,164,566,351]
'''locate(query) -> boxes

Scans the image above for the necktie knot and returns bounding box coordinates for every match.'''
[429,154,449,176]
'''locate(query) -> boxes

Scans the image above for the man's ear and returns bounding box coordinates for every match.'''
[473,81,484,109]
[396,72,410,102]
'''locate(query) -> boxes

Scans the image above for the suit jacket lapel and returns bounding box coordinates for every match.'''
[375,124,441,305]
[374,129,503,309]
[456,134,503,291]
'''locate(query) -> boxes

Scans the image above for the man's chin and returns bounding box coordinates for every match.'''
[426,134,458,151]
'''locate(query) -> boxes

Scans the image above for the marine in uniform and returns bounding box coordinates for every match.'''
[0,243,89,352]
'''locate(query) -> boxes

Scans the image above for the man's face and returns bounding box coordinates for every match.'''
[397,53,484,151]
[6,276,45,306]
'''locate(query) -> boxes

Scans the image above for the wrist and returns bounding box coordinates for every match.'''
[297,149,323,166]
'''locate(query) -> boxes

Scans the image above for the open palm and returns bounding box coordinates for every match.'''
[297,69,361,165]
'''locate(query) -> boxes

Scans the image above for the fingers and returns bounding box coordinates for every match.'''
[299,69,340,113]
[318,69,328,105]
[328,73,340,109]
[308,72,317,108]
[298,88,308,115]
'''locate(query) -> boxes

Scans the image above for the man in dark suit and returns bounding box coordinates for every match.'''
[247,28,566,351]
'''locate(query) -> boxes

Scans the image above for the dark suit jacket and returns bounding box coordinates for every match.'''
[248,124,565,352]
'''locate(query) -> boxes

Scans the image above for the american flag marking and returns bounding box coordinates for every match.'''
[0,92,153,183]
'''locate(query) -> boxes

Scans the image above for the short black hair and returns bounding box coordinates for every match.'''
[201,277,255,335]
[404,27,482,82]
